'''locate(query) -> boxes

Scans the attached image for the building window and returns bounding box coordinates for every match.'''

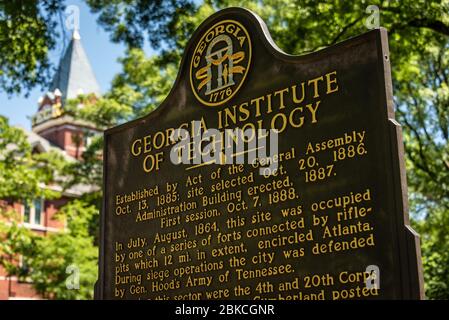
[24,202,31,222]
[33,199,42,225]
[23,199,44,226]
[84,135,92,148]
[82,129,93,148]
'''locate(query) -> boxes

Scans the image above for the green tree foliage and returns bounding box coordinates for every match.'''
[0,115,98,299]
[0,115,60,288]
[0,0,64,96]
[109,50,178,118]
[29,200,98,299]
[85,0,196,50]
[0,115,60,200]
[414,205,449,299]
[0,210,37,281]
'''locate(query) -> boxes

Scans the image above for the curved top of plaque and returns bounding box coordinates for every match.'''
[105,7,389,135]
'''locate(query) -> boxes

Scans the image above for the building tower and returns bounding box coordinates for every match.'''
[31,29,101,159]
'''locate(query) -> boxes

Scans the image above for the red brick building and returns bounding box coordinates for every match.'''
[0,30,100,299]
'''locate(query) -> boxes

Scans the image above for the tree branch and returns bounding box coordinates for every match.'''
[408,18,449,36]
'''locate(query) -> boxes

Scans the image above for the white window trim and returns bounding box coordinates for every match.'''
[23,223,60,232]
[22,199,44,227]
[22,223,61,233]
[0,220,62,233]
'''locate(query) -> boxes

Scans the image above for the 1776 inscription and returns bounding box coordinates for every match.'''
[96,8,424,300]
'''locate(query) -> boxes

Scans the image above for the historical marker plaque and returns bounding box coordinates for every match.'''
[96,8,424,300]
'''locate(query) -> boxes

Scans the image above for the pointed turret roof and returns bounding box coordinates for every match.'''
[50,29,101,103]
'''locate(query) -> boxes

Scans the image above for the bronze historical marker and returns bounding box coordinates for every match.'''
[96,8,424,300]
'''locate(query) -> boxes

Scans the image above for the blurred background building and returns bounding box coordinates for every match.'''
[0,30,99,299]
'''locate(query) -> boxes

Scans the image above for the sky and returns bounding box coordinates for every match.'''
[0,0,154,130]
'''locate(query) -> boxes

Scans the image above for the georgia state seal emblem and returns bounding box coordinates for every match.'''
[190,20,251,106]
